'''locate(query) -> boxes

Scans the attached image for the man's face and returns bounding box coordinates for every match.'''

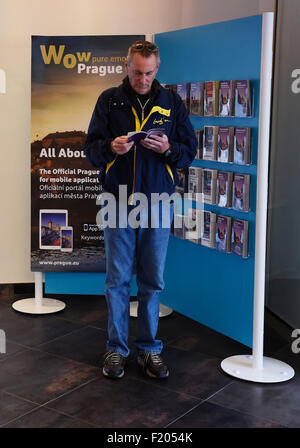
[125,53,159,95]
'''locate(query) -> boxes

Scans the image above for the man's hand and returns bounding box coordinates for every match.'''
[111,136,134,154]
[141,134,170,154]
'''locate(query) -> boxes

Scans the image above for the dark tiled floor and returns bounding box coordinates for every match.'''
[0,284,298,428]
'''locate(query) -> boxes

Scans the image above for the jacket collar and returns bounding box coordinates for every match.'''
[122,76,161,103]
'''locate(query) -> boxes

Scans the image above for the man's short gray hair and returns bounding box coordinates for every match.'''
[127,40,160,66]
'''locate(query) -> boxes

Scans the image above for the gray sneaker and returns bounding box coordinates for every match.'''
[103,351,126,379]
[137,352,169,378]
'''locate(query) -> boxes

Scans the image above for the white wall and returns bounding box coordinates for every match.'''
[0,0,274,283]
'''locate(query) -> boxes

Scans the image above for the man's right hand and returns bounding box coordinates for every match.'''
[111,136,134,154]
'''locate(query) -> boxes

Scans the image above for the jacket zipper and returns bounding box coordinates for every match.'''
[136,97,151,122]
[130,108,140,206]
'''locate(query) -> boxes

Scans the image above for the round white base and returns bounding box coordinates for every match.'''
[159,304,173,317]
[129,301,173,318]
[12,298,66,315]
[221,355,295,383]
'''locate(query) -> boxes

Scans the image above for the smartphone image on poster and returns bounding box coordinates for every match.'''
[61,226,73,252]
[39,209,68,250]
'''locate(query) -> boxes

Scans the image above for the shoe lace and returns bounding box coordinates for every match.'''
[105,351,123,364]
[148,353,164,366]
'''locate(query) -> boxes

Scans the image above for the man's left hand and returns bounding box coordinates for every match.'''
[141,134,170,154]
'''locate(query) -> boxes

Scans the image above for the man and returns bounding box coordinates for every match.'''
[85,40,197,379]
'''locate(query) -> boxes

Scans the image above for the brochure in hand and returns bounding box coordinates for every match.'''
[127,128,165,143]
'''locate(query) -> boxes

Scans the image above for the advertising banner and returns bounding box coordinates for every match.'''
[31,35,144,272]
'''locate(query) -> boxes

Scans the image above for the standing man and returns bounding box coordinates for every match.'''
[85,40,197,379]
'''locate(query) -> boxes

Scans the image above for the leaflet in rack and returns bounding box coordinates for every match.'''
[219,80,235,116]
[173,214,185,240]
[235,80,252,117]
[231,218,249,258]
[232,173,250,212]
[217,126,234,163]
[175,168,188,197]
[203,126,218,160]
[190,82,204,116]
[188,167,202,201]
[201,211,216,248]
[204,81,219,116]
[186,208,202,244]
[216,215,232,253]
[194,129,203,159]
[233,127,251,165]
[177,83,190,113]
[216,171,233,208]
[202,169,217,204]
[163,84,177,94]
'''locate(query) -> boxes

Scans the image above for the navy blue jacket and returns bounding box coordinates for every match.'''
[85,77,197,200]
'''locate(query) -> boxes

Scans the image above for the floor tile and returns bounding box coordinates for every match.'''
[167,401,285,428]
[38,324,140,366]
[89,307,191,347]
[0,306,83,347]
[275,342,300,371]
[129,311,219,347]
[167,310,291,359]
[48,294,108,326]
[0,291,40,310]
[208,368,300,427]
[39,326,109,367]
[0,340,27,363]
[0,391,38,426]
[3,406,95,428]
[0,349,99,405]
[47,375,200,428]
[263,310,293,355]
[125,345,233,400]
[168,315,252,358]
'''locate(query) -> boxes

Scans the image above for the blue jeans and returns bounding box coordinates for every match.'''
[103,200,173,358]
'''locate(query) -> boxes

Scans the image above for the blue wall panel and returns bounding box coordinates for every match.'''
[156,15,262,347]
[45,271,137,296]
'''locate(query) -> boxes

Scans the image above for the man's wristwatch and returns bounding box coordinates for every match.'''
[164,148,172,157]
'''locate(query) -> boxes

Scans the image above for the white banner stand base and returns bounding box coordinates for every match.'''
[12,272,66,315]
[130,301,173,318]
[12,298,66,315]
[221,355,295,383]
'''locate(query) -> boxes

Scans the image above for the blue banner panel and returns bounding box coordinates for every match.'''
[155,15,263,347]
